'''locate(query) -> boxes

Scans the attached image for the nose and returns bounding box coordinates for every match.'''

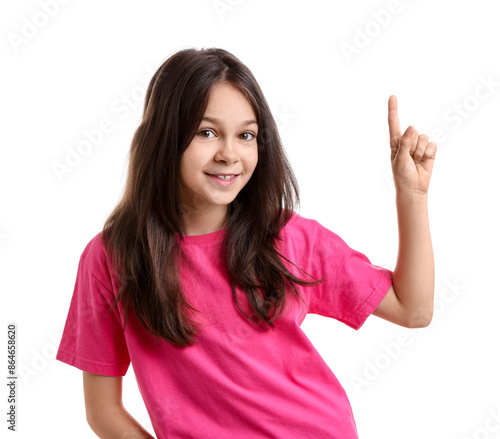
[214,136,239,164]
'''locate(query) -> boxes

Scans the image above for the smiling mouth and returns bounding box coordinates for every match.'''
[205,173,239,180]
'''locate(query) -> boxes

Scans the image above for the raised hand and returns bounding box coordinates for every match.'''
[388,95,437,195]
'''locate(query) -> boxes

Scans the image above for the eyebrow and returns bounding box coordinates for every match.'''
[201,116,258,127]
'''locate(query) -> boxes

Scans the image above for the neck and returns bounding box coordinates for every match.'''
[180,205,229,236]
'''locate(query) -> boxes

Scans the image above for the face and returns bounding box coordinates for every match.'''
[179,83,259,231]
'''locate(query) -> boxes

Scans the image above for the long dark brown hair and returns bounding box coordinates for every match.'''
[102,47,323,347]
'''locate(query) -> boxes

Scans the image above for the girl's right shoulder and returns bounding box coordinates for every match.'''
[80,231,108,265]
[77,231,115,286]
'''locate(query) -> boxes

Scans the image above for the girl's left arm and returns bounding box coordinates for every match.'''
[372,95,438,328]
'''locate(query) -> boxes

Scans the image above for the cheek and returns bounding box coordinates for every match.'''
[178,162,188,185]
[179,160,196,190]
[251,151,259,172]
[180,149,200,176]
[243,147,258,169]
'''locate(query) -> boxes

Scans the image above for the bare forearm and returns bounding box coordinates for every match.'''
[87,404,155,439]
[393,191,435,326]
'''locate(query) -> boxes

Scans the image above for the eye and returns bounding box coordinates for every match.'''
[197,129,257,141]
[240,132,257,141]
[198,129,215,139]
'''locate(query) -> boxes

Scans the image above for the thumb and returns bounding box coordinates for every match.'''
[396,126,416,160]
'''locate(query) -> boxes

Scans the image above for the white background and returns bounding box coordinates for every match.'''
[1,0,499,438]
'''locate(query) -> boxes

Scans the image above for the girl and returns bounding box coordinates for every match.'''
[56,47,437,438]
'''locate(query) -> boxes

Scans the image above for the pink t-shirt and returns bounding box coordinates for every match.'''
[56,212,393,438]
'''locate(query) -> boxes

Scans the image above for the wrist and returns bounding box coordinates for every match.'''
[395,189,428,202]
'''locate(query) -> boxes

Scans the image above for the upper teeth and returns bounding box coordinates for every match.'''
[217,175,234,180]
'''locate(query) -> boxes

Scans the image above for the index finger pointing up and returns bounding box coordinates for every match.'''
[388,95,402,142]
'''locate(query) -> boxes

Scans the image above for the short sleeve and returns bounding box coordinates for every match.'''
[56,255,131,376]
[308,221,393,330]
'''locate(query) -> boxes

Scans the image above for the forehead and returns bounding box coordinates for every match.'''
[205,83,256,118]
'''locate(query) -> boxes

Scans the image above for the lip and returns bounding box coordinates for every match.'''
[205,173,239,187]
